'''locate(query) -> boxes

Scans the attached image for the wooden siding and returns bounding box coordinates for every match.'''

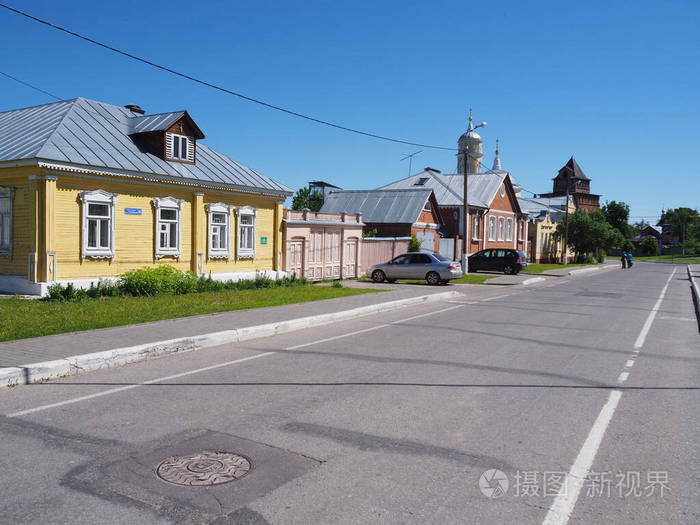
[0,166,281,281]
[0,167,36,276]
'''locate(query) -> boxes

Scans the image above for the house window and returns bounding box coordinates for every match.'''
[167,133,194,161]
[207,203,231,259]
[80,190,117,258]
[237,206,256,259]
[488,216,496,241]
[472,214,479,240]
[506,218,513,241]
[518,221,524,241]
[498,217,505,241]
[414,177,429,186]
[0,187,14,256]
[153,197,183,258]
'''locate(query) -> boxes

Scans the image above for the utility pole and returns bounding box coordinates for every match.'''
[461,113,487,272]
[563,170,571,265]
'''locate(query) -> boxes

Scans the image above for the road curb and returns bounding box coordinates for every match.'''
[687,265,700,330]
[0,290,462,388]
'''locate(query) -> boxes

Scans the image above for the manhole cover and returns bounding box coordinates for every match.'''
[156,451,251,486]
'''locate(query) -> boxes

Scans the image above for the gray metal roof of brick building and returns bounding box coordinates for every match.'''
[378,170,507,208]
[320,188,434,224]
[0,98,291,195]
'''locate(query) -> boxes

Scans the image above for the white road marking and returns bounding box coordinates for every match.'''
[542,390,622,525]
[634,268,676,349]
[543,267,678,524]
[658,316,696,321]
[6,303,464,417]
[481,294,510,301]
[7,352,275,418]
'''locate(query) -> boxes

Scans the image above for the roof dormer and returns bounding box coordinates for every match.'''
[128,108,205,165]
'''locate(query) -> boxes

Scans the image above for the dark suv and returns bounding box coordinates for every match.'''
[468,249,528,274]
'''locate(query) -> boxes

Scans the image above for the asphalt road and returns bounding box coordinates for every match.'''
[0,263,698,525]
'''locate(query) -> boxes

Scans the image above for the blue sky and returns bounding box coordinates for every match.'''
[1,0,698,222]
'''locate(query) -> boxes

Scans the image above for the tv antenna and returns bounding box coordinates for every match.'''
[400,150,422,176]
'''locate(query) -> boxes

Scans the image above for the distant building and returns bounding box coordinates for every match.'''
[308,181,341,200]
[538,157,600,211]
[379,117,528,259]
[320,188,443,252]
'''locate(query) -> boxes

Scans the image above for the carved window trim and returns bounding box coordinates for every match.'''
[153,197,183,259]
[80,189,117,259]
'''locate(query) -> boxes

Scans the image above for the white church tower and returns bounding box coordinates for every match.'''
[456,110,484,175]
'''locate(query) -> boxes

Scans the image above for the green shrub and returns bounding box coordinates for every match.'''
[331,280,343,288]
[42,267,310,301]
[120,265,198,296]
[583,253,597,264]
[408,234,422,252]
[595,248,607,263]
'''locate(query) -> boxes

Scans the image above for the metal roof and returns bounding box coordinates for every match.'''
[378,170,507,208]
[128,111,185,134]
[320,188,433,224]
[0,98,291,195]
[518,196,567,218]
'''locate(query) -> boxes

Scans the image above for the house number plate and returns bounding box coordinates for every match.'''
[124,208,142,215]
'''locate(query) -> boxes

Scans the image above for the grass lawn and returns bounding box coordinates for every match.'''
[0,286,380,342]
[523,262,598,274]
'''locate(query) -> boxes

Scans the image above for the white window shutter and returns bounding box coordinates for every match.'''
[186,137,195,162]
[165,133,173,158]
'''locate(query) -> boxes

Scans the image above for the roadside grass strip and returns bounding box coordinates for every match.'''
[0,286,379,342]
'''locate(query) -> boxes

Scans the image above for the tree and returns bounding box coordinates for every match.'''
[291,187,324,212]
[602,200,633,238]
[555,209,624,261]
[640,237,660,256]
[658,207,700,244]
[631,220,650,236]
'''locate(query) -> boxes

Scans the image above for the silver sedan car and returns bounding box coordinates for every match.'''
[368,252,463,285]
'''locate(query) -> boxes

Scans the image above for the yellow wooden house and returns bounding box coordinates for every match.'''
[0,98,292,295]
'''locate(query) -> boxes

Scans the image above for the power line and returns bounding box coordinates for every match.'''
[0,2,456,152]
[0,70,61,100]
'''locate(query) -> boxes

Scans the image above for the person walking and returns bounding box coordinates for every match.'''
[620,251,628,269]
[626,251,634,268]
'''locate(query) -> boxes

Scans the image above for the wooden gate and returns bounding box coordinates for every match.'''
[307,229,324,280]
[287,238,304,277]
[324,230,341,279]
[343,237,358,278]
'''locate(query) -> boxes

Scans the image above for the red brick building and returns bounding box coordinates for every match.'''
[537,157,600,212]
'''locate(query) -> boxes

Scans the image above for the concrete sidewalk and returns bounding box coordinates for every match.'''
[0,284,458,369]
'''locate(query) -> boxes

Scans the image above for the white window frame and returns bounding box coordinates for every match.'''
[236,206,257,259]
[488,216,496,241]
[80,189,117,259]
[207,202,231,259]
[518,221,524,241]
[0,186,15,256]
[506,218,513,241]
[153,197,183,258]
[472,214,480,240]
[166,132,194,161]
[498,217,505,241]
